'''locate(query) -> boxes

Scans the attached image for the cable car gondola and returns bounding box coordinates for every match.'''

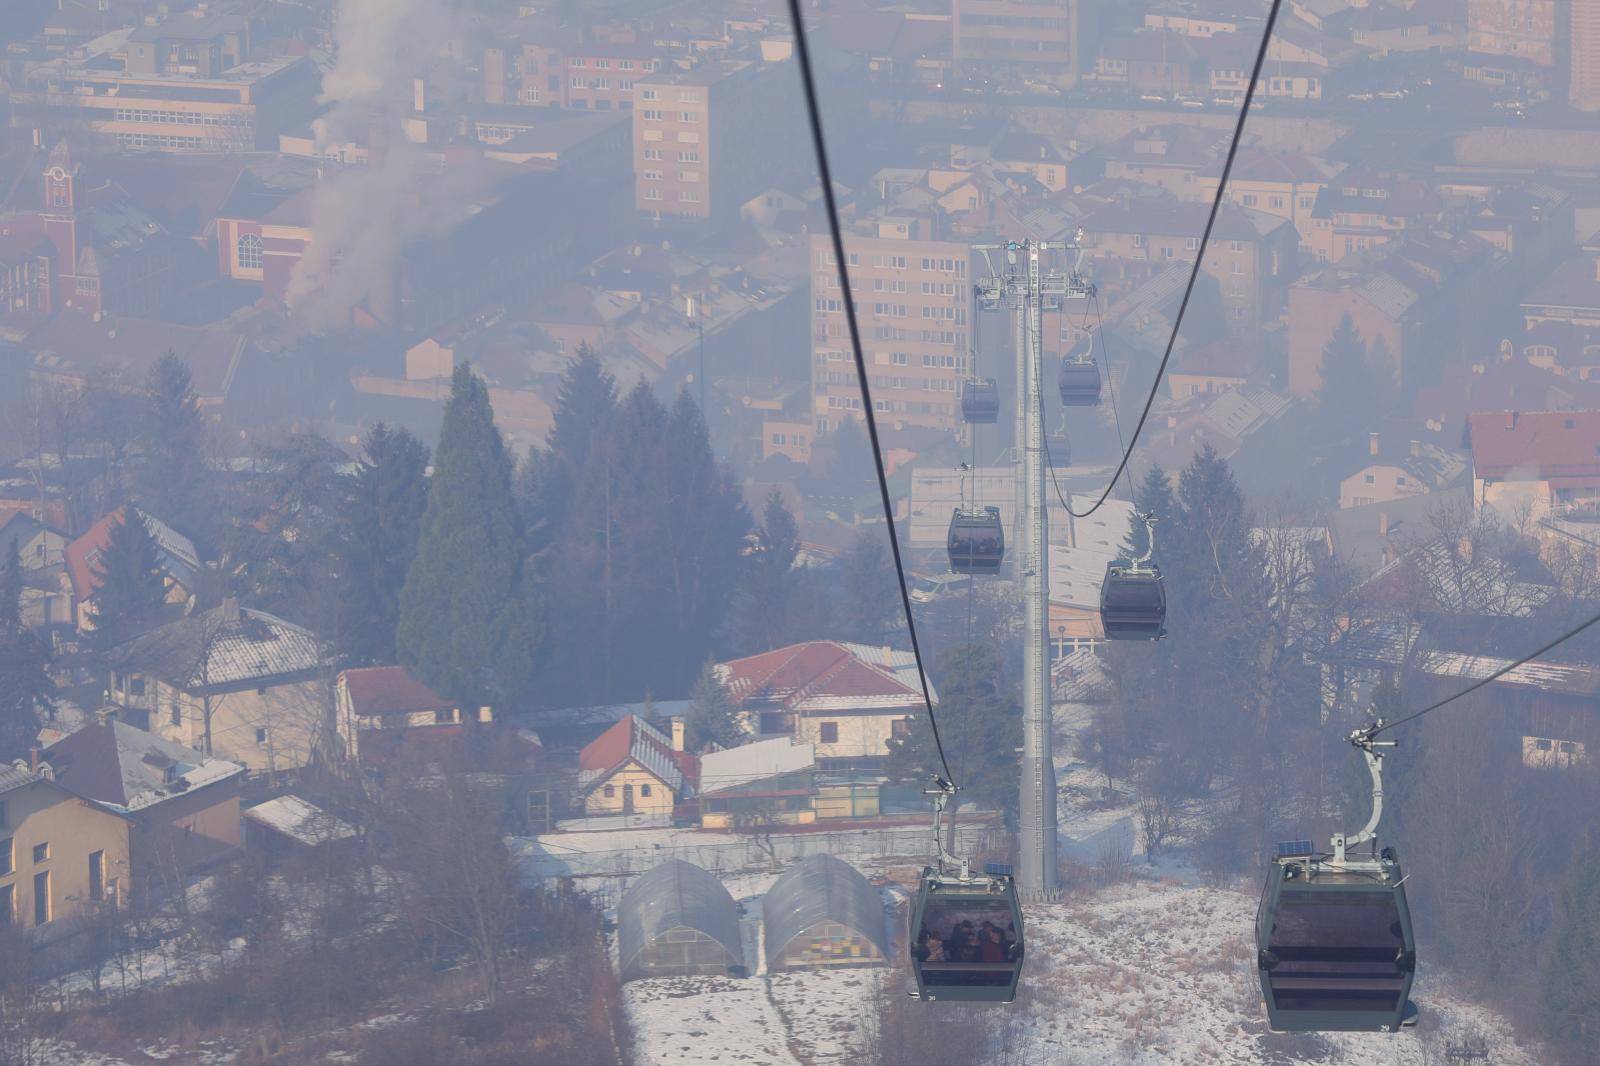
[961,378,1000,424]
[1099,513,1167,640]
[1256,724,1418,1033]
[909,783,1025,1003]
[948,506,1004,575]
[1059,331,1100,407]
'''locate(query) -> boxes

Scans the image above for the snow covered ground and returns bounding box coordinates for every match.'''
[623,877,1542,1066]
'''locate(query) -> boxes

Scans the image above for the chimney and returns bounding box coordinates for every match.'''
[1506,410,1518,430]
[1378,511,1391,537]
[477,705,493,724]
[413,77,427,114]
[1409,439,1421,458]
[1368,431,1379,457]
[669,716,686,752]
[28,746,42,774]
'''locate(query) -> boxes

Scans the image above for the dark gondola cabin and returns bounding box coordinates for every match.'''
[1256,848,1416,1033]
[1099,561,1166,640]
[909,864,1024,1003]
[948,506,1004,574]
[1058,358,1100,406]
[961,378,999,424]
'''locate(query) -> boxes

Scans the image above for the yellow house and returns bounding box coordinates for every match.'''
[578,715,698,818]
[0,763,133,939]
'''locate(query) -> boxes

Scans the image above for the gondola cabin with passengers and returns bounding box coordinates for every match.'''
[947,505,1004,574]
[961,378,999,424]
[1099,513,1167,640]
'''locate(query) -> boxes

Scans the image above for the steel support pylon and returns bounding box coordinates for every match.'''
[974,238,1093,903]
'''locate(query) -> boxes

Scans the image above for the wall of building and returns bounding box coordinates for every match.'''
[124,676,331,774]
[584,762,677,816]
[792,712,908,761]
[1340,463,1426,509]
[0,781,130,934]
[130,780,242,890]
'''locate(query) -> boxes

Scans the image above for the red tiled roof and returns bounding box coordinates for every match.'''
[1468,411,1600,480]
[720,641,921,710]
[0,500,68,530]
[340,665,453,718]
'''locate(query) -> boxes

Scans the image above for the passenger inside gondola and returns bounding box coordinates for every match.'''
[914,900,1021,987]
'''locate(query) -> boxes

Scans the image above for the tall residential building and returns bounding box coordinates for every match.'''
[631,62,797,221]
[1467,0,1557,67]
[953,0,1079,85]
[1575,0,1600,111]
[810,219,970,436]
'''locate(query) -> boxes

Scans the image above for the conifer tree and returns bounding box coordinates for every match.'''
[397,365,542,710]
[835,529,900,645]
[731,490,801,654]
[0,545,51,759]
[134,351,213,542]
[343,423,429,665]
[685,661,744,752]
[1122,465,1176,562]
[88,509,168,648]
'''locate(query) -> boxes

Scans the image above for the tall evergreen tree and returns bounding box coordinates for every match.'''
[88,509,168,648]
[1122,464,1176,562]
[134,351,213,542]
[685,660,744,752]
[1313,314,1381,438]
[835,529,901,645]
[520,345,619,556]
[343,423,429,665]
[887,643,1021,823]
[0,545,51,759]
[397,365,542,711]
[730,490,801,654]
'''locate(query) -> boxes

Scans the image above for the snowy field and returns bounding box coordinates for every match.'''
[624,878,1542,1066]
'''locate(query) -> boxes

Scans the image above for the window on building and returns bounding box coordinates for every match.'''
[88,851,103,902]
[0,884,10,926]
[641,88,657,100]
[33,872,48,926]
[640,784,652,797]
[819,722,839,744]
[129,677,145,696]
[170,703,181,726]
[237,233,262,271]
[1364,474,1376,484]
[0,838,11,877]
[679,111,698,122]
[603,784,615,798]
[31,842,48,864]
[255,728,267,745]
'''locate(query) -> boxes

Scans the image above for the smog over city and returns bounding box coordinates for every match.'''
[0,0,1597,1062]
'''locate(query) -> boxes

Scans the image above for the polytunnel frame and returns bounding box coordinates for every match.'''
[618,859,746,981]
[762,853,889,972]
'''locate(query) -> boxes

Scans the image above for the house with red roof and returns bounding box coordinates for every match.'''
[63,507,202,633]
[1468,410,1600,523]
[577,714,699,819]
[716,640,937,767]
[335,665,500,766]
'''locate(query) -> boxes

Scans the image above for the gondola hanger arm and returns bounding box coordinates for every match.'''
[1331,720,1398,865]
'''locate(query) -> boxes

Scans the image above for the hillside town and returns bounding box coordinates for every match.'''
[0,0,1599,1062]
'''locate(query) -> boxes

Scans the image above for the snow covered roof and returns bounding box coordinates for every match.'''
[0,764,40,795]
[699,738,816,796]
[762,854,888,971]
[46,719,244,813]
[243,795,356,846]
[109,600,325,690]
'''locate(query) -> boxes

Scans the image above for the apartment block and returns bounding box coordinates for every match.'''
[10,56,316,153]
[1467,0,1558,67]
[488,40,662,109]
[1575,0,1600,111]
[632,62,797,221]
[810,220,970,436]
[953,0,1079,85]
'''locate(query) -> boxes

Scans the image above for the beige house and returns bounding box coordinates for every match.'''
[577,715,698,819]
[719,641,935,766]
[106,600,330,774]
[0,762,132,938]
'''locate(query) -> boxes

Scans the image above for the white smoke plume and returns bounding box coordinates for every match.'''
[286,0,454,331]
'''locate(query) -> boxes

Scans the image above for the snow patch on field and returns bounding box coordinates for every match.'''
[626,975,802,1066]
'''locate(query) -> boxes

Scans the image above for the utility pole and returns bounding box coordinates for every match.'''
[974,238,1093,902]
